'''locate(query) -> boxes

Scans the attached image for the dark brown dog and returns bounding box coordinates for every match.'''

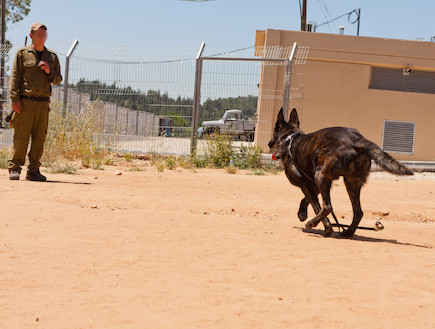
[269,108,413,237]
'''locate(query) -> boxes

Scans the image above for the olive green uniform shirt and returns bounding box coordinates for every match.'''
[9,44,62,102]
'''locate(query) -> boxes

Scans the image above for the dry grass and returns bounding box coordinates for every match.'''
[2,104,276,175]
[0,147,10,169]
[42,102,112,170]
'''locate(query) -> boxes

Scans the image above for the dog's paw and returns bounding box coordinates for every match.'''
[305,221,316,229]
[324,227,333,237]
[339,229,354,238]
[298,210,307,222]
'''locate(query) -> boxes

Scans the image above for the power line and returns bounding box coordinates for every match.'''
[316,8,361,35]
[317,0,334,33]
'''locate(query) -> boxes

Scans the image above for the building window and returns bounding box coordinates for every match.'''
[370,67,435,94]
[382,120,416,154]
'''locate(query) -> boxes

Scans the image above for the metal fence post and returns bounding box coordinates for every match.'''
[125,108,129,134]
[63,39,79,115]
[190,41,205,155]
[135,110,139,135]
[282,42,297,120]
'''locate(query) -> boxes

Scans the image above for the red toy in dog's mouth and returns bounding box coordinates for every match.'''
[272,151,279,161]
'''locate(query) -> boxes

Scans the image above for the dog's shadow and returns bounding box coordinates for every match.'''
[293,227,432,249]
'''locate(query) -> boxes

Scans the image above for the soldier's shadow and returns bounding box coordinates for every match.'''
[293,227,432,249]
[46,180,91,185]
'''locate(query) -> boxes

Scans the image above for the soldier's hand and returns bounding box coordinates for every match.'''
[12,101,22,114]
[38,61,51,74]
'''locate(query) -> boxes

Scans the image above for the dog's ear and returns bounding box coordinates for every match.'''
[276,107,286,125]
[289,108,300,127]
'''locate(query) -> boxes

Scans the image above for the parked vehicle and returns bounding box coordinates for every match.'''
[199,109,256,141]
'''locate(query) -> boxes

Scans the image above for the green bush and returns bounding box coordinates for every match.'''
[233,144,262,169]
[203,133,233,168]
[192,133,266,170]
[165,156,177,170]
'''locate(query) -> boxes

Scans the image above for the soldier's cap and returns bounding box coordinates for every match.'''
[30,22,47,33]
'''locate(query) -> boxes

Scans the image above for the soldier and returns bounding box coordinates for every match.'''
[8,22,62,181]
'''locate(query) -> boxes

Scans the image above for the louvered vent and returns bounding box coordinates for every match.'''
[382,120,415,154]
[370,67,435,94]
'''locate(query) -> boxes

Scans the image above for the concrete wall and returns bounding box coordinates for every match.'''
[255,29,435,161]
[51,86,162,137]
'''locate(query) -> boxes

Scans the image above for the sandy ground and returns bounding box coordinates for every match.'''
[0,165,434,329]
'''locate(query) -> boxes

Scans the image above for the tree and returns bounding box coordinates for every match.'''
[2,0,32,44]
[5,0,31,27]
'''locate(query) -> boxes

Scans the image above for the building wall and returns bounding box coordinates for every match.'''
[255,29,435,161]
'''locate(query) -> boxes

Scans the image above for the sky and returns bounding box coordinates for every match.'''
[5,0,435,50]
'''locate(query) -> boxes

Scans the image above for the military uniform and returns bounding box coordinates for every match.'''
[8,42,62,178]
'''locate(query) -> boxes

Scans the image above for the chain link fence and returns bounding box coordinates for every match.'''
[0,43,309,156]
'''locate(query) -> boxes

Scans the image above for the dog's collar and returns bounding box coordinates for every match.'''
[280,131,301,158]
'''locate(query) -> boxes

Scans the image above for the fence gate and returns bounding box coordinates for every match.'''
[190,43,310,155]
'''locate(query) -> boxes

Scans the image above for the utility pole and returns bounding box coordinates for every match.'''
[300,0,307,31]
[0,0,5,126]
[356,8,361,36]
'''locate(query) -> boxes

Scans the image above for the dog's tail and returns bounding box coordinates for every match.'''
[359,140,413,175]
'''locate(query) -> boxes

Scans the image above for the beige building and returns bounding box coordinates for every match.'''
[255,29,435,161]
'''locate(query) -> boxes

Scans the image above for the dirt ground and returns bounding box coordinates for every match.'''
[0,165,434,329]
